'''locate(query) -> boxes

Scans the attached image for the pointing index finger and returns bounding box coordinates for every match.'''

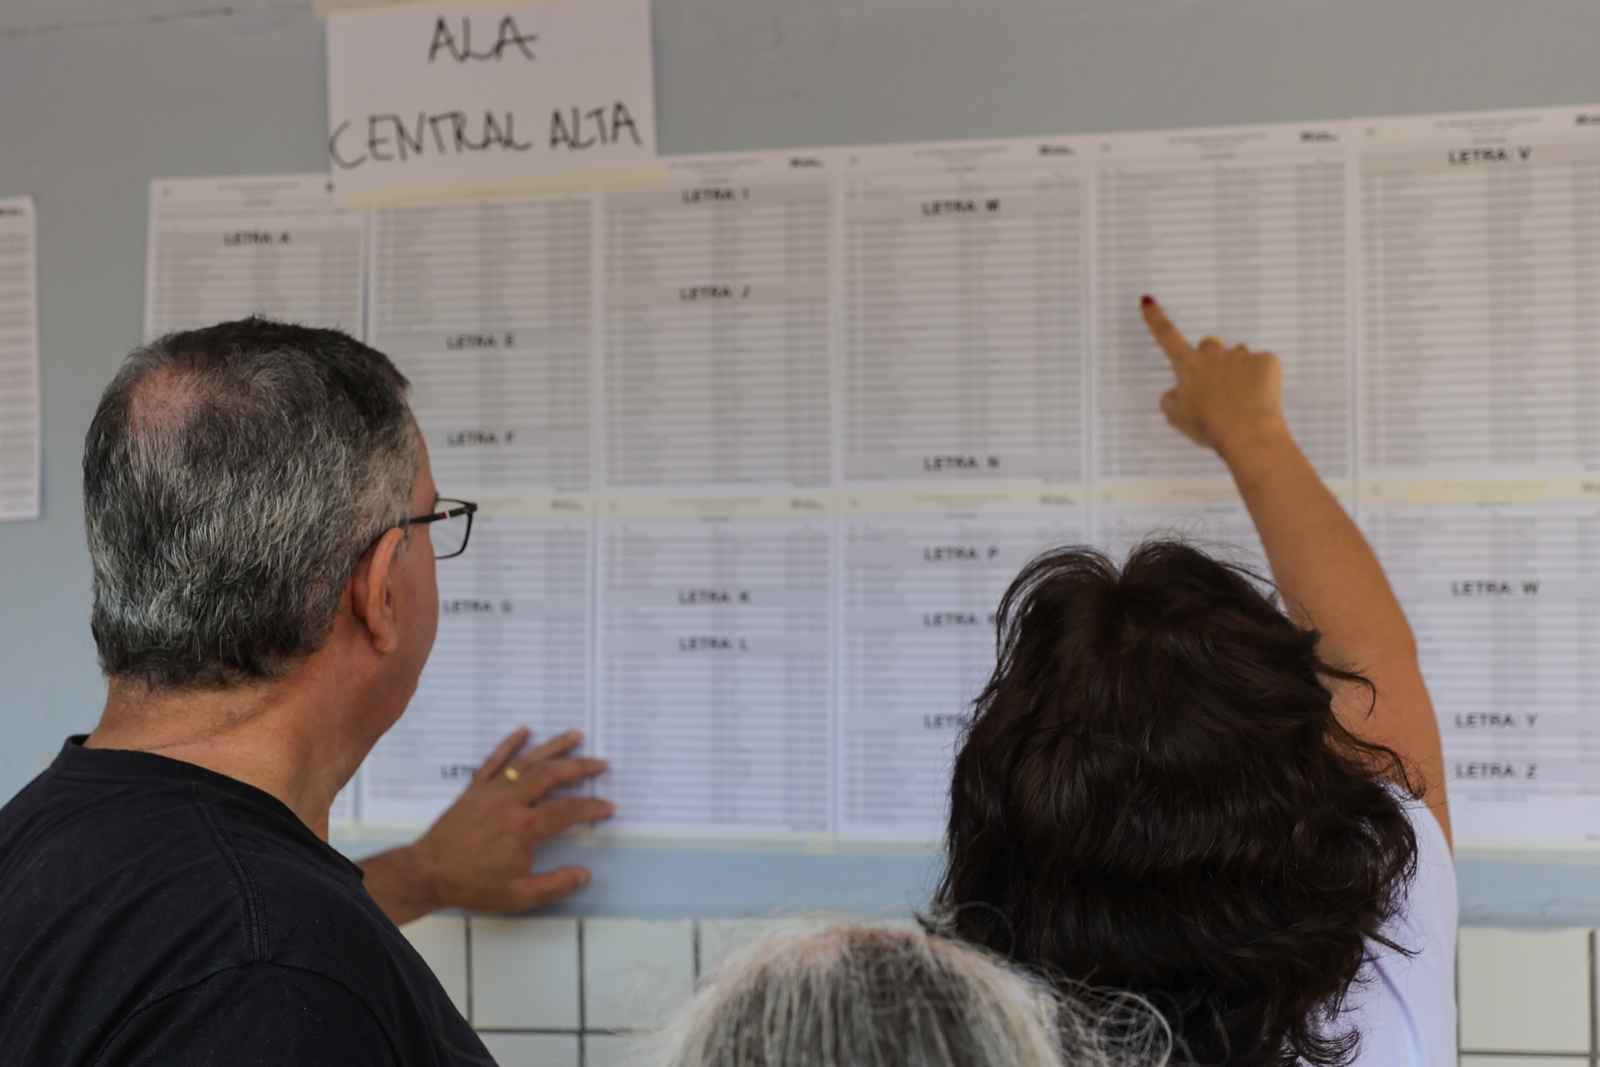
[1140,296,1197,371]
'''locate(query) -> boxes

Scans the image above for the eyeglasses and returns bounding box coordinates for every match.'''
[397,499,478,559]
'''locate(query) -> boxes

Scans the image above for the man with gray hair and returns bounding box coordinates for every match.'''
[0,318,613,1064]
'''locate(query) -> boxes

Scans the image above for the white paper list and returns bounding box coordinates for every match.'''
[840,140,1087,486]
[144,175,364,339]
[839,505,1087,837]
[369,197,594,496]
[1363,502,1600,840]
[1092,123,1354,488]
[309,102,1600,846]
[362,513,592,825]
[596,515,831,833]
[0,198,40,523]
[1357,108,1600,483]
[601,155,832,493]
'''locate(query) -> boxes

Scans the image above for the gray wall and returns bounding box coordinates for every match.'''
[3,0,1598,922]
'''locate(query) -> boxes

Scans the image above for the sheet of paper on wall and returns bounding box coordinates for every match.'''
[1354,107,1600,490]
[589,151,838,834]
[832,137,1093,837]
[358,192,599,826]
[144,175,366,339]
[838,499,1089,838]
[0,196,40,523]
[325,0,657,207]
[1091,122,1355,493]
[362,508,595,827]
[1362,501,1600,842]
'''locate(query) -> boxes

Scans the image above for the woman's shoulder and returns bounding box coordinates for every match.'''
[1340,781,1458,1067]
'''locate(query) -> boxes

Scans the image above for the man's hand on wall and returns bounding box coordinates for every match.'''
[362,729,614,925]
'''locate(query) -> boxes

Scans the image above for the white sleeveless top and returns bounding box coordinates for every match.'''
[1336,793,1458,1067]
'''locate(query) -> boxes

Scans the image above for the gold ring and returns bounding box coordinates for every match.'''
[503,766,521,782]
[1197,335,1225,350]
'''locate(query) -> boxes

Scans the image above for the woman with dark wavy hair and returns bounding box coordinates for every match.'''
[931,298,1455,1067]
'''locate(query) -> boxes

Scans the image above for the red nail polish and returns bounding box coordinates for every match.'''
[1140,295,1154,307]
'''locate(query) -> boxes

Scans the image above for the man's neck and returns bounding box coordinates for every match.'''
[87,672,362,840]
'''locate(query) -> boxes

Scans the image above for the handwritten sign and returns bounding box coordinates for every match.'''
[326,0,656,204]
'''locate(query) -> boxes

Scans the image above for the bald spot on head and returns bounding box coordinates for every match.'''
[125,363,211,438]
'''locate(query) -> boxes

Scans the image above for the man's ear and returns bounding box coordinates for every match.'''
[349,527,406,654]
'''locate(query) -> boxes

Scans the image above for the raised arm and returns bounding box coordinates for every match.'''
[1140,296,1450,844]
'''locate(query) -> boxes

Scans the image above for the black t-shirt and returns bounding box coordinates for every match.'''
[0,737,494,1066]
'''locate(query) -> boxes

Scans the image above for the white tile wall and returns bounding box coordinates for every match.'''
[392,919,1600,1063]
[582,918,696,1030]
[470,916,581,1030]
[400,915,468,1018]
[584,1031,641,1067]
[1459,927,1592,1054]
[476,1031,581,1067]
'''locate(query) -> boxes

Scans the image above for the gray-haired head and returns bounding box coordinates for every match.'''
[641,920,1171,1067]
[83,317,420,689]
